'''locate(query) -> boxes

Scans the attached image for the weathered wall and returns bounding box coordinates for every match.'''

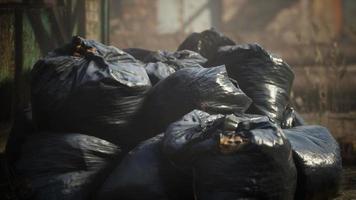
[0,1,108,149]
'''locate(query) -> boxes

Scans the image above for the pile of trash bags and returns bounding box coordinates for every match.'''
[5,29,342,200]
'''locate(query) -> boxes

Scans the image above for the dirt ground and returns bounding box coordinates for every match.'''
[336,167,356,200]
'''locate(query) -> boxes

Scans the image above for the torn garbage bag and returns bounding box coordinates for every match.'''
[31,36,151,143]
[177,28,235,63]
[207,44,295,125]
[284,126,342,200]
[96,134,194,200]
[14,132,120,200]
[163,110,297,200]
[128,66,251,149]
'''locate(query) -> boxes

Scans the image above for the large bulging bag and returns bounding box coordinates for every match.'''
[14,132,120,200]
[177,28,235,63]
[284,125,342,200]
[31,36,151,143]
[208,44,294,125]
[163,110,297,200]
[128,66,252,148]
[96,135,194,200]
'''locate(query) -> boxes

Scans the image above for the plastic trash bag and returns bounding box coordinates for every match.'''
[14,132,120,200]
[162,110,225,165]
[125,49,207,85]
[144,62,176,85]
[123,48,155,62]
[124,48,207,85]
[284,126,342,200]
[96,134,194,200]
[143,50,207,68]
[31,36,151,143]
[143,50,207,85]
[128,66,251,149]
[207,43,295,125]
[163,110,297,200]
[177,28,235,63]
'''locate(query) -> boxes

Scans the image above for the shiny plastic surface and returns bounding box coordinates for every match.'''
[177,28,235,62]
[129,66,252,149]
[143,50,207,85]
[208,43,294,125]
[14,132,120,200]
[284,125,342,200]
[163,110,297,200]
[31,36,151,143]
[96,134,194,200]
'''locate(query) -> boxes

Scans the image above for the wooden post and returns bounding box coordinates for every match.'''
[13,8,23,118]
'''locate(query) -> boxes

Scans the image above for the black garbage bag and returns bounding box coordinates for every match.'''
[284,126,342,200]
[14,132,120,200]
[128,65,251,149]
[163,110,297,200]
[281,106,306,129]
[208,44,294,125]
[143,50,207,68]
[144,62,176,85]
[31,36,151,143]
[177,28,235,63]
[143,50,207,85]
[123,48,155,62]
[96,134,194,200]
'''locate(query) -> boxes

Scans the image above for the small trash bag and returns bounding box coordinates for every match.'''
[163,110,297,200]
[281,106,306,129]
[128,65,251,149]
[207,44,295,125]
[124,48,207,85]
[143,50,207,69]
[96,134,194,200]
[123,48,155,62]
[177,28,235,63]
[14,132,120,200]
[31,36,151,143]
[143,50,207,85]
[144,62,176,85]
[284,126,342,200]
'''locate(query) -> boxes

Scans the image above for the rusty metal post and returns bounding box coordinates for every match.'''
[101,0,109,44]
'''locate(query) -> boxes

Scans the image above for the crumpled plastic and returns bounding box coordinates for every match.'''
[14,132,120,200]
[31,36,151,143]
[128,66,252,149]
[284,125,342,200]
[96,134,194,200]
[143,50,207,85]
[207,43,295,125]
[163,110,297,200]
[123,48,155,62]
[177,28,235,63]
